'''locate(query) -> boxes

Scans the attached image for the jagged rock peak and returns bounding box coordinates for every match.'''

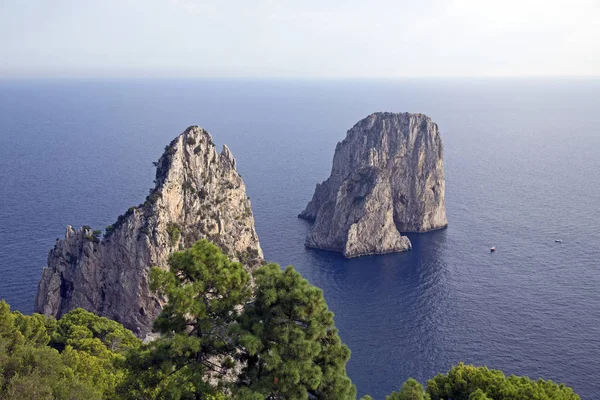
[35,125,263,336]
[299,112,447,258]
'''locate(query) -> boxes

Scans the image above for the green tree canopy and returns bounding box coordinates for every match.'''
[123,240,355,400]
[52,307,140,354]
[0,300,140,400]
[0,301,140,400]
[469,389,493,400]
[122,239,252,399]
[235,263,356,400]
[425,363,579,400]
[386,378,429,400]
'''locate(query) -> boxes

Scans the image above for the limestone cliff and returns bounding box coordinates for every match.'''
[299,112,447,258]
[35,126,263,336]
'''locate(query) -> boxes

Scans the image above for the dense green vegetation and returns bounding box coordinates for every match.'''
[377,364,579,399]
[166,223,181,246]
[122,240,354,399]
[0,300,140,399]
[0,240,580,399]
[425,363,579,400]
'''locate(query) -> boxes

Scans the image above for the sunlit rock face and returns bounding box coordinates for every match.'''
[299,112,447,258]
[35,126,263,336]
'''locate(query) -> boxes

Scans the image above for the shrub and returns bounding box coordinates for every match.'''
[163,145,176,157]
[105,225,115,236]
[166,223,180,246]
[146,191,161,204]
[84,234,99,243]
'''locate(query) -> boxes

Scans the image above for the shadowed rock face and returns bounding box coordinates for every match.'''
[299,112,447,258]
[35,126,263,336]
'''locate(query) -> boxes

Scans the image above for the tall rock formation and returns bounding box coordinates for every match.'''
[299,112,447,258]
[35,126,263,336]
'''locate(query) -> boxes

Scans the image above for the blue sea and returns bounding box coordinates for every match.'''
[1,78,599,398]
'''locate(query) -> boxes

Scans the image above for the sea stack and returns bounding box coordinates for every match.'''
[299,112,447,258]
[35,126,263,336]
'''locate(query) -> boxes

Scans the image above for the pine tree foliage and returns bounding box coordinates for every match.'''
[386,378,429,400]
[121,239,252,399]
[235,263,356,399]
[0,300,140,399]
[426,363,579,400]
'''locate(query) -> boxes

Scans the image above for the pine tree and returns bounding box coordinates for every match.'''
[386,378,429,400]
[235,263,356,400]
[122,239,252,399]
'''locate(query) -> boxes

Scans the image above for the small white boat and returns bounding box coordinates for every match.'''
[490,246,496,252]
[555,239,563,243]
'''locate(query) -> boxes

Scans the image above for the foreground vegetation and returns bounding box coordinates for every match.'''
[0,240,579,399]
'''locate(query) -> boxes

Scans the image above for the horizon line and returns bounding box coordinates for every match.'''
[1,75,599,81]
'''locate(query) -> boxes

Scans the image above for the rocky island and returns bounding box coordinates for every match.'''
[299,112,447,258]
[35,126,263,336]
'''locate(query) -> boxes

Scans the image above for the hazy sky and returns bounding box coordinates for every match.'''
[1,0,599,78]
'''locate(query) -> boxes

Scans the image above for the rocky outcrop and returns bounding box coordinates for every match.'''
[35,126,263,336]
[299,112,447,258]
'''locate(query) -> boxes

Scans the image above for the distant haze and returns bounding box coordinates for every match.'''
[1,0,599,78]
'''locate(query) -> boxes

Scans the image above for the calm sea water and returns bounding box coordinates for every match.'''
[1,79,599,398]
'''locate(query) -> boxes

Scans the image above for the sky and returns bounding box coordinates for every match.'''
[1,0,599,78]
